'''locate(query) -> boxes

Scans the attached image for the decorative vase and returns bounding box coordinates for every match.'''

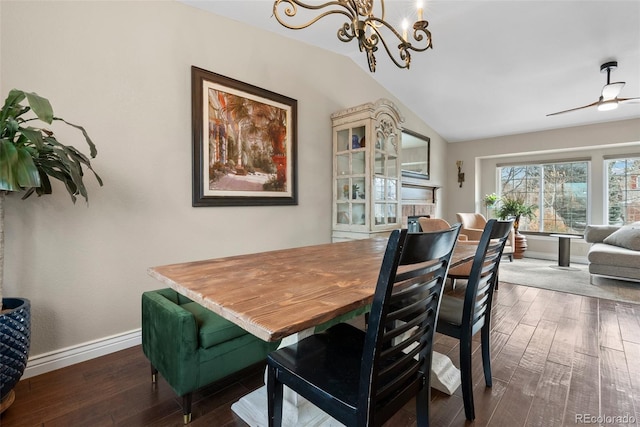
[513,214,521,234]
[1,298,31,413]
[514,233,527,259]
[512,215,527,259]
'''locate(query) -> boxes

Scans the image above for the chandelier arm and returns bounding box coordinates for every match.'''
[367,24,411,69]
[274,0,356,31]
[348,0,375,17]
[366,17,432,51]
[409,22,433,52]
[360,19,429,70]
[338,22,358,43]
[275,0,353,13]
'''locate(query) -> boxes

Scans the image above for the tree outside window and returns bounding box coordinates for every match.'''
[499,161,589,233]
[606,157,640,225]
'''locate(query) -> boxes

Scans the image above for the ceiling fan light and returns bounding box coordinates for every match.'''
[601,82,625,100]
[597,99,619,111]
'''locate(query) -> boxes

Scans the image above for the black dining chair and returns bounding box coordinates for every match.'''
[266,225,461,427]
[436,218,513,421]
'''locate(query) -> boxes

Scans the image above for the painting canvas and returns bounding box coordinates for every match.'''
[192,66,298,206]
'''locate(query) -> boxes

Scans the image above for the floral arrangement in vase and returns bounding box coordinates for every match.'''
[483,193,500,218]
[484,193,500,207]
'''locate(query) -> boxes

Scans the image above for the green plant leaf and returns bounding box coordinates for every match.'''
[0,90,26,124]
[496,196,537,221]
[54,118,97,157]
[15,147,41,188]
[61,143,103,186]
[0,139,19,191]
[34,144,82,202]
[2,89,102,203]
[19,127,45,150]
[25,92,54,124]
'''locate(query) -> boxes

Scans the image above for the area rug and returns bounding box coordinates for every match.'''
[499,257,640,305]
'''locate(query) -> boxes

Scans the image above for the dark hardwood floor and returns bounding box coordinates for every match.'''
[2,282,639,426]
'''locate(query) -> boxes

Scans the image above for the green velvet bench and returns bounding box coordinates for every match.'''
[141,288,280,424]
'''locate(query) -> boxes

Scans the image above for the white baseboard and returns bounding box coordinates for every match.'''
[22,329,142,380]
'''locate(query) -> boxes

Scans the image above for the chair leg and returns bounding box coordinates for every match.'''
[151,364,158,385]
[182,393,193,424]
[481,324,493,387]
[267,364,283,427]
[415,376,430,427]
[459,336,475,421]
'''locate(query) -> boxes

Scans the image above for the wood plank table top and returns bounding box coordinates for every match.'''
[148,237,477,342]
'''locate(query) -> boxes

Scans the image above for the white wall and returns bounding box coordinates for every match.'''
[1,1,447,357]
[445,119,640,259]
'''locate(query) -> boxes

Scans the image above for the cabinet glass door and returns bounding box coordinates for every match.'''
[335,124,367,228]
[372,127,399,227]
[373,178,399,225]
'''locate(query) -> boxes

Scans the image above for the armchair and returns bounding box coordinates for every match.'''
[456,213,514,261]
[418,217,468,240]
[420,217,477,289]
[142,288,280,424]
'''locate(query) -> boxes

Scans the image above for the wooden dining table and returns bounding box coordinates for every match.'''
[148,236,477,426]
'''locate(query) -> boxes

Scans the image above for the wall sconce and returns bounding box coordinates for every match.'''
[456,160,465,188]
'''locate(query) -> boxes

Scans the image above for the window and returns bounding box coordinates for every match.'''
[498,161,589,233]
[605,157,640,225]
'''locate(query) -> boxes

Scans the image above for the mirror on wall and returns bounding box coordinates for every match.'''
[401,129,430,180]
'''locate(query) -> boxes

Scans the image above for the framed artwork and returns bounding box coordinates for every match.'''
[192,66,298,206]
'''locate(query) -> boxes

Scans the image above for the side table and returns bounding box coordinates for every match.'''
[549,234,582,267]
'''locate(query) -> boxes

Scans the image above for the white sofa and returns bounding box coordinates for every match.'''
[583,222,640,283]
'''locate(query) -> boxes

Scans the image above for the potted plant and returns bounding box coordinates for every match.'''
[496,195,536,233]
[483,193,500,218]
[0,89,102,413]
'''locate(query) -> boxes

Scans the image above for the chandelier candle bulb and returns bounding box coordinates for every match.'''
[402,19,409,41]
[417,0,424,21]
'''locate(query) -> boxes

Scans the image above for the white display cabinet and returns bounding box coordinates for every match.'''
[331,99,404,242]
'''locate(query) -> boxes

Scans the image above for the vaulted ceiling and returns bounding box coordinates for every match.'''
[181,1,640,143]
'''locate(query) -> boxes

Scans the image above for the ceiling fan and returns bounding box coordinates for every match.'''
[547,61,640,116]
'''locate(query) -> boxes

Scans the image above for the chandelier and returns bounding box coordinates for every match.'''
[273,0,433,72]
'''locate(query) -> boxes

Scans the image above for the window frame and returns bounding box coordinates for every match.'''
[497,160,590,235]
[604,155,640,226]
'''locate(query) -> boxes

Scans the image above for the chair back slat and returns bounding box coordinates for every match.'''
[357,225,461,425]
[375,285,439,404]
[461,219,513,332]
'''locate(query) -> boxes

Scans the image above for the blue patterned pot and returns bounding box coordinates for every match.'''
[1,298,31,401]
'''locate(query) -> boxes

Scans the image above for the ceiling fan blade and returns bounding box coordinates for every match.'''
[618,97,640,104]
[546,100,599,116]
[601,82,625,100]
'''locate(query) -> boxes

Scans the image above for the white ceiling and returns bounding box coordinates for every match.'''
[181,1,640,143]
